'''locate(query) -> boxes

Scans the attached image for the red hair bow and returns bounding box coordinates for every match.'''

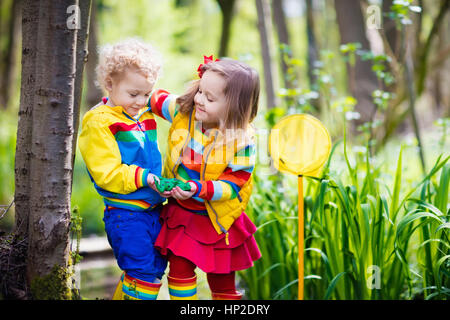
[197,55,220,78]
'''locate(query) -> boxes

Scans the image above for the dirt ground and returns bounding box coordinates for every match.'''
[78,263,214,300]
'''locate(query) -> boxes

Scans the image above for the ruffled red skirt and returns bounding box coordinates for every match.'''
[154,200,261,274]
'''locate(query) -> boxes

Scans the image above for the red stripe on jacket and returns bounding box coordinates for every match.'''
[108,119,157,135]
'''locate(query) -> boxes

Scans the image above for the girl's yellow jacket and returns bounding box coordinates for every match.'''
[164,108,255,238]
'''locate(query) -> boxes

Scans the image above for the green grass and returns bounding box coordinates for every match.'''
[239,127,449,300]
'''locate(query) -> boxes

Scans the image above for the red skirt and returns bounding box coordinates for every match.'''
[154,200,261,274]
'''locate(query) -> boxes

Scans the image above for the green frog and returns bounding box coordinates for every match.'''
[154,177,192,193]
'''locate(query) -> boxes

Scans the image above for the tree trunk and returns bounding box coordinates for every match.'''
[14,0,39,243]
[72,0,92,173]
[217,0,236,57]
[0,0,3,29]
[334,0,378,127]
[382,0,399,58]
[10,0,91,300]
[430,18,445,117]
[0,0,21,109]
[26,0,79,298]
[271,0,291,89]
[415,0,450,96]
[256,0,277,109]
[305,0,320,110]
[404,35,426,174]
[85,0,103,108]
[3,0,40,300]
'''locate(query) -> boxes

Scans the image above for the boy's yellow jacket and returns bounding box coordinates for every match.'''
[78,104,164,211]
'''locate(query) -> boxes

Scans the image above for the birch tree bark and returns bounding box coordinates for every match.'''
[14,0,38,243]
[26,0,79,297]
[9,0,91,299]
[1,0,40,300]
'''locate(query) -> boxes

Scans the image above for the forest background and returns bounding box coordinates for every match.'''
[0,0,449,300]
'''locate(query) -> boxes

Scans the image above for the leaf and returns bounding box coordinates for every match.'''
[409,6,422,13]
[258,263,283,280]
[435,222,450,234]
[433,255,450,291]
[273,279,298,299]
[418,238,450,251]
[305,247,333,280]
[397,211,444,237]
[407,198,444,217]
[393,0,410,6]
[324,271,346,300]
[304,275,322,280]
[390,146,403,221]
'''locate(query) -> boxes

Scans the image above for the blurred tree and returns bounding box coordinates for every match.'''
[7,0,91,300]
[14,0,38,249]
[382,0,399,58]
[72,0,93,187]
[404,30,426,173]
[334,0,378,128]
[271,0,291,89]
[9,0,40,299]
[85,0,103,109]
[399,0,448,173]
[429,18,447,116]
[415,0,450,96]
[256,0,276,109]
[217,0,236,57]
[0,0,21,109]
[305,0,320,111]
[373,0,449,170]
[175,0,190,6]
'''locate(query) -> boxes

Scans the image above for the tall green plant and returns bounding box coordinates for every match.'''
[240,99,449,299]
[239,173,298,300]
[241,146,448,300]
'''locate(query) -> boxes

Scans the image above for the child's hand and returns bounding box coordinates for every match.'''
[171,182,197,200]
[147,174,172,198]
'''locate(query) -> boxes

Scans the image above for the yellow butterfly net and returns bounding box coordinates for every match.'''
[269,114,331,300]
[269,114,331,177]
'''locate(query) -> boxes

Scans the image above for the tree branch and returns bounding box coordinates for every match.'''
[416,0,450,95]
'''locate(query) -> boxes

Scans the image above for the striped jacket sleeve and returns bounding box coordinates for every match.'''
[188,144,256,201]
[78,112,151,194]
[149,89,179,123]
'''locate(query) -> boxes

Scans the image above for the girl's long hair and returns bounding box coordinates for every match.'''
[176,59,260,131]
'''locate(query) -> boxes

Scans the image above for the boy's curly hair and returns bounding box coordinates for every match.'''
[96,38,162,91]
